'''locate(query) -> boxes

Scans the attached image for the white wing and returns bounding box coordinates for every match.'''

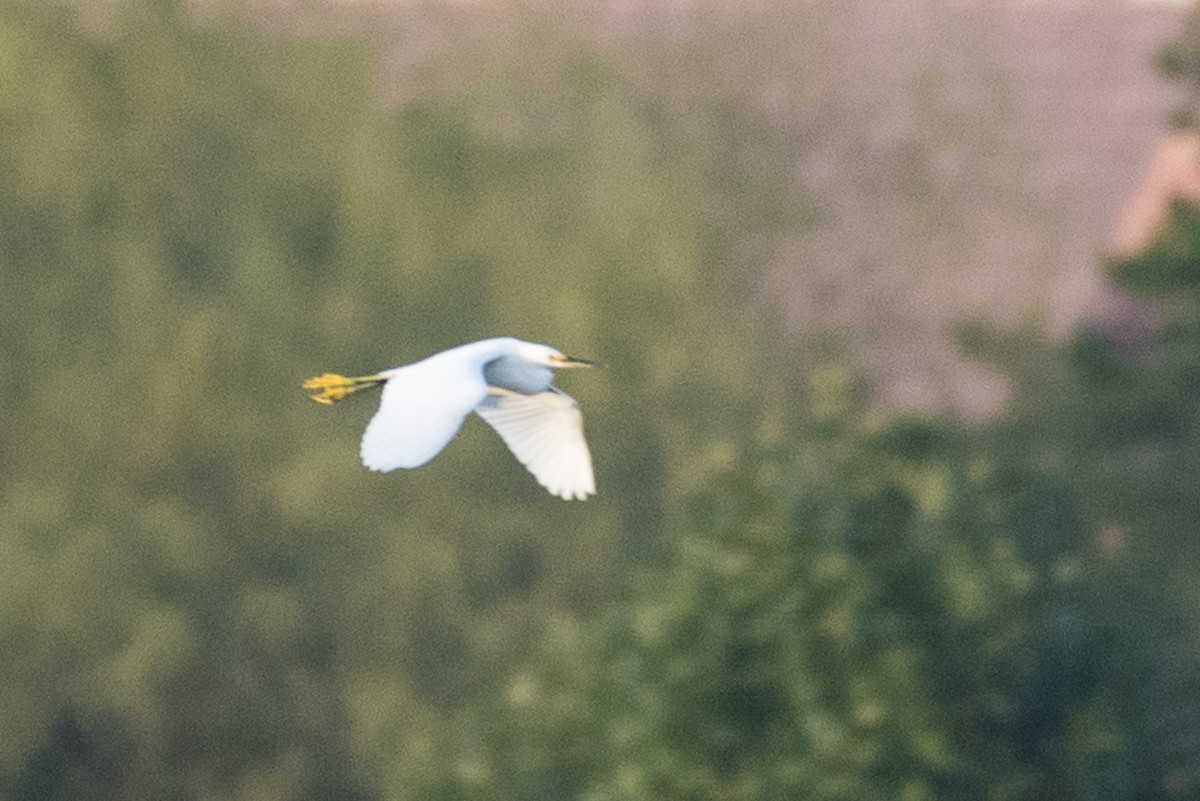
[360,358,489,471]
[475,389,595,500]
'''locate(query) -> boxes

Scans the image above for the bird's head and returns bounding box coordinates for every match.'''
[515,341,597,369]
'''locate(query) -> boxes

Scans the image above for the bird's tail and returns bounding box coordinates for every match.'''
[302,372,387,405]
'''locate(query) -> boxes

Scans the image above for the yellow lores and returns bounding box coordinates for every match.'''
[302,337,596,500]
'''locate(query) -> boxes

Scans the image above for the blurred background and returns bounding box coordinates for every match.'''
[5,0,1200,798]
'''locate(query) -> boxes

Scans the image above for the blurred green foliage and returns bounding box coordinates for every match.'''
[2,1,1199,800]
[1109,202,1200,294]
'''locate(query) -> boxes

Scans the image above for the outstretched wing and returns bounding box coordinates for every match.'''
[360,358,489,471]
[475,389,595,500]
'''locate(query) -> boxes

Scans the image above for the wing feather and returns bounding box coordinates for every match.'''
[475,390,595,500]
[360,358,489,471]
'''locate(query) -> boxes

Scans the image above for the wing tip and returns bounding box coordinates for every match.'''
[547,472,596,501]
[360,437,429,472]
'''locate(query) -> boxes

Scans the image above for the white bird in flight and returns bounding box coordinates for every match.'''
[303,337,597,500]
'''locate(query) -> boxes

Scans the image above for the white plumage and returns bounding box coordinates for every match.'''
[304,337,596,500]
[475,389,595,501]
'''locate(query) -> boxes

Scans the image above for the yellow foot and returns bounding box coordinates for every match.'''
[302,372,384,405]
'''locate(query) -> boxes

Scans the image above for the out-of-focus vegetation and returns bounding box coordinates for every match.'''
[2,1,1200,799]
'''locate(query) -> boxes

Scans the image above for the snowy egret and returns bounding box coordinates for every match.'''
[303,337,597,500]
